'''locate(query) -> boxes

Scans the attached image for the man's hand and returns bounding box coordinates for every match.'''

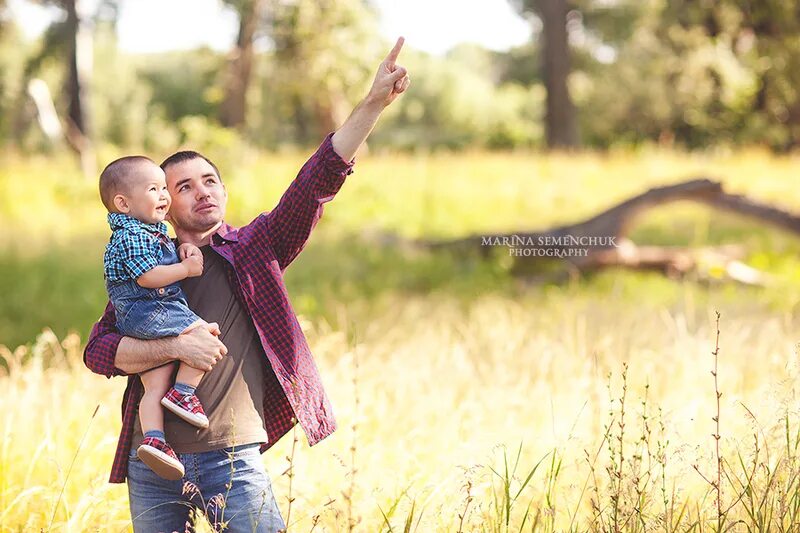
[178,322,227,372]
[113,321,226,374]
[366,37,411,109]
[182,255,203,277]
[331,36,411,162]
[178,243,203,261]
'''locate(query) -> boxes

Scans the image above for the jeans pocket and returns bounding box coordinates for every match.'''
[128,446,141,463]
[213,443,260,460]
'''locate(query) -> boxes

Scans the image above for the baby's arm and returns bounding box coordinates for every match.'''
[137,255,203,288]
[119,231,204,288]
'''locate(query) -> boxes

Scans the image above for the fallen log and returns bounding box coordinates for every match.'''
[423,178,798,284]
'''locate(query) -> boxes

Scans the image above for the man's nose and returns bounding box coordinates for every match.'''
[195,183,211,199]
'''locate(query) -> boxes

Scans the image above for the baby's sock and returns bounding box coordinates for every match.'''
[173,382,196,396]
[144,429,166,442]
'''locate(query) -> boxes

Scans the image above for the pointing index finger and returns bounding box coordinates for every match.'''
[385,36,405,65]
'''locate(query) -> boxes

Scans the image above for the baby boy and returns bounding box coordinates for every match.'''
[99,156,213,480]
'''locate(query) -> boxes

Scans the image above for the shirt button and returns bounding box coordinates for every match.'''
[158,288,165,295]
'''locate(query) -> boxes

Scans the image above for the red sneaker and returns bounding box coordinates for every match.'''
[161,387,210,429]
[137,437,185,480]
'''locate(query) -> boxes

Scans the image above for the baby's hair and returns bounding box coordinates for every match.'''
[99,155,156,211]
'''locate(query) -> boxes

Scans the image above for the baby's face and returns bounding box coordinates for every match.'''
[123,164,171,225]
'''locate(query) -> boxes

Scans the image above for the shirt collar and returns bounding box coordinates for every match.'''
[107,212,168,236]
[211,221,239,244]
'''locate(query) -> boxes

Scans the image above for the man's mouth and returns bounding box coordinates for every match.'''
[195,203,216,213]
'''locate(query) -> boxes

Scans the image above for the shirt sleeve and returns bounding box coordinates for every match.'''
[83,300,127,378]
[119,229,161,280]
[251,132,355,271]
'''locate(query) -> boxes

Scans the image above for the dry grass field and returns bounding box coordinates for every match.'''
[3,148,800,531]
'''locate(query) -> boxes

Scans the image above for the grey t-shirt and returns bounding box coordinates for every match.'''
[131,245,269,452]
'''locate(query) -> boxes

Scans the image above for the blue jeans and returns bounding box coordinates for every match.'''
[127,443,286,533]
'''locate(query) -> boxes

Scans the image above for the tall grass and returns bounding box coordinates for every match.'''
[4,292,800,530]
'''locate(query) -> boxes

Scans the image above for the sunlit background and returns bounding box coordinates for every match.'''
[3,0,800,531]
[9,0,533,54]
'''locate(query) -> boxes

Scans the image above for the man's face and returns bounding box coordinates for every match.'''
[164,157,227,233]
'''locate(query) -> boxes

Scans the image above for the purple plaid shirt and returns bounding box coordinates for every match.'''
[84,133,354,483]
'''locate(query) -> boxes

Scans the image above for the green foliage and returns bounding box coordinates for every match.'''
[0,243,106,350]
[173,115,250,171]
[571,0,800,150]
[5,1,800,153]
[0,23,27,144]
[495,42,541,87]
[137,48,225,123]
[370,46,544,150]
[5,147,800,348]
[91,26,153,149]
[252,0,381,146]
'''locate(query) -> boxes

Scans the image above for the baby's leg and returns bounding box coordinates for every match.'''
[176,319,209,388]
[160,319,211,429]
[139,363,176,434]
[137,363,185,481]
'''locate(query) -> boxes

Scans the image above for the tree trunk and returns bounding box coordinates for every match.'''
[314,87,350,139]
[65,0,90,137]
[0,0,7,38]
[220,0,263,129]
[64,0,95,177]
[538,0,579,149]
[291,92,311,144]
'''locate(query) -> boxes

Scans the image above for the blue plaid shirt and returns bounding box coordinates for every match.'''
[103,213,170,283]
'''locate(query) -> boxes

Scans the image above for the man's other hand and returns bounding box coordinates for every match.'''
[179,322,228,372]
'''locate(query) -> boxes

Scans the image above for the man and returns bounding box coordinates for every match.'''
[84,37,411,532]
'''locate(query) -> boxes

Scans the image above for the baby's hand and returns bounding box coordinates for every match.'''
[178,243,203,261]
[182,255,204,278]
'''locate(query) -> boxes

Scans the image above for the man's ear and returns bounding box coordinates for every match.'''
[113,194,130,213]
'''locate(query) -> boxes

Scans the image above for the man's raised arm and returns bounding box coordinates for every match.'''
[83,301,227,376]
[254,37,411,271]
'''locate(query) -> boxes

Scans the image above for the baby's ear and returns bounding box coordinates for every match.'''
[113,194,129,213]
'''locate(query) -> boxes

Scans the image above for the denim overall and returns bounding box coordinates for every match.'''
[106,238,200,339]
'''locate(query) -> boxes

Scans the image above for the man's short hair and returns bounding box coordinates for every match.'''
[98,155,155,211]
[160,151,222,182]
